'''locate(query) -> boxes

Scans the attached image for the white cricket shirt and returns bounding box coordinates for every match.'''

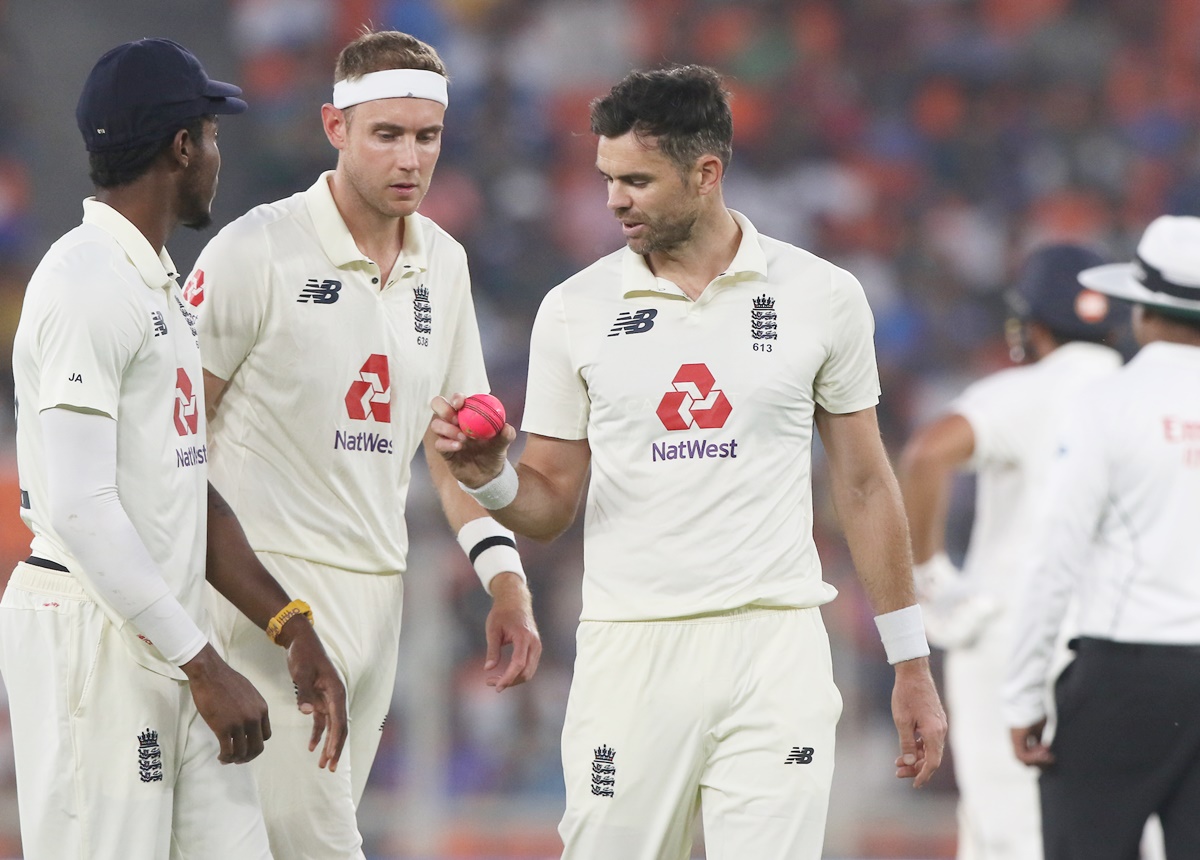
[951,342,1123,602]
[523,211,880,621]
[193,172,489,574]
[12,199,210,677]
[1004,341,1200,726]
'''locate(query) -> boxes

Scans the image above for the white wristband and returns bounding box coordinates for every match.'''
[457,460,519,510]
[874,604,931,664]
[456,517,526,594]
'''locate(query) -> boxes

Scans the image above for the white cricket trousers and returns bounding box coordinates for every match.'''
[207,552,403,860]
[559,605,842,860]
[0,561,272,860]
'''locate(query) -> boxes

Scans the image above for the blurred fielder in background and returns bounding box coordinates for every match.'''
[899,244,1123,860]
[433,64,945,860]
[190,29,540,860]
[1005,215,1200,860]
[1,38,346,859]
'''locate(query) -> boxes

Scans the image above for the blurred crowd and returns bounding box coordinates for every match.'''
[1,0,1199,856]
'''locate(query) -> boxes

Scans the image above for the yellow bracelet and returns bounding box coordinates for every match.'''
[266,599,314,644]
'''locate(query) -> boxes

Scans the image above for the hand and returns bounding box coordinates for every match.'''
[430,394,517,488]
[277,615,348,771]
[484,572,542,692]
[182,643,271,764]
[891,657,948,788]
[1011,720,1054,768]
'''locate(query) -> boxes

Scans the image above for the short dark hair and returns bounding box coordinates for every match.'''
[590,65,733,174]
[334,29,447,82]
[88,115,208,189]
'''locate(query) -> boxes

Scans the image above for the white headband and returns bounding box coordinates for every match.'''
[332,69,449,109]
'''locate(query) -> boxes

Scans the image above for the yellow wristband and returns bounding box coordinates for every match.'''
[266,599,313,644]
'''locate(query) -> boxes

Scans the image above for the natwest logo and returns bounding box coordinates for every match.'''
[182,269,205,307]
[656,363,732,431]
[174,368,199,436]
[345,354,391,422]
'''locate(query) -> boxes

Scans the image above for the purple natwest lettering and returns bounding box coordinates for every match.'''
[334,429,394,455]
[651,438,738,462]
[176,445,207,468]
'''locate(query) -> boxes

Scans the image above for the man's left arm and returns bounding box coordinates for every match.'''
[815,404,948,788]
[423,428,542,692]
[206,483,348,770]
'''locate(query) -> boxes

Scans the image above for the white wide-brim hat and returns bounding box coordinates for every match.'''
[1078,215,1200,315]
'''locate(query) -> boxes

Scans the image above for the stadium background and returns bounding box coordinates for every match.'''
[0,0,1197,857]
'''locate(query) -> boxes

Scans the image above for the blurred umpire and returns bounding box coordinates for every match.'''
[1005,215,1200,859]
[899,244,1123,860]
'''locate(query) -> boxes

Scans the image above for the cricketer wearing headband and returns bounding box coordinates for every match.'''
[186,30,541,860]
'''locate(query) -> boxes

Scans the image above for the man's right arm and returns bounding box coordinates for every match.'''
[897,413,975,564]
[429,394,591,542]
[42,407,270,764]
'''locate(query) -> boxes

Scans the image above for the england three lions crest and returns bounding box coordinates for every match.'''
[752,294,777,340]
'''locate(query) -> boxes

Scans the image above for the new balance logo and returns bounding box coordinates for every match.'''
[138,728,163,783]
[608,308,657,336]
[784,746,814,765]
[591,745,616,797]
[298,279,342,304]
[151,311,167,337]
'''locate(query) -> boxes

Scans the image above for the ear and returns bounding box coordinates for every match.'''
[169,127,193,169]
[321,103,349,151]
[694,153,725,197]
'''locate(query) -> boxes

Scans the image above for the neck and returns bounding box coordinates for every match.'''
[328,171,405,280]
[645,207,741,301]
[94,176,178,254]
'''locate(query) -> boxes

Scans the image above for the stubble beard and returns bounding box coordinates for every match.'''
[625,210,698,256]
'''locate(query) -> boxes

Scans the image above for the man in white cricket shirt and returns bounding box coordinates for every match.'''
[1005,214,1200,859]
[190,30,541,860]
[432,64,946,860]
[1,38,346,859]
[899,244,1124,860]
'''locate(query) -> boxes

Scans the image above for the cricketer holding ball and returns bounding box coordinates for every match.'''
[433,64,945,860]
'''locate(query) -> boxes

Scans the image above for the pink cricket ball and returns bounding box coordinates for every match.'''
[459,393,506,440]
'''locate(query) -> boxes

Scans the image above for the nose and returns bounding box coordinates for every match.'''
[394,136,420,171]
[607,182,630,213]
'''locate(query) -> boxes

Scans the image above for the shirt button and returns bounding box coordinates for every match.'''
[371,277,379,284]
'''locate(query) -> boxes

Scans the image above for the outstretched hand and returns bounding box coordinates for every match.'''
[278,616,348,771]
[891,657,948,788]
[430,394,516,488]
[484,572,542,691]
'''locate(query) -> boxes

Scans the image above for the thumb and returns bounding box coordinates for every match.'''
[293,676,316,716]
[897,725,918,768]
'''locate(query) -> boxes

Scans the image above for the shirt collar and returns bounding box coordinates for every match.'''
[303,170,429,274]
[81,198,178,289]
[621,209,769,300]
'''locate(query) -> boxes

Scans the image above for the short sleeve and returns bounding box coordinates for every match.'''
[437,251,490,398]
[35,248,145,418]
[521,287,589,439]
[951,373,1024,468]
[192,222,270,383]
[813,266,881,413]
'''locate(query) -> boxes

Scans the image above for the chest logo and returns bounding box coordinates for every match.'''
[174,368,199,436]
[656,363,732,431]
[752,294,777,340]
[298,279,342,304]
[345,354,391,423]
[182,269,205,307]
[608,308,657,337]
[413,285,432,339]
[151,311,167,337]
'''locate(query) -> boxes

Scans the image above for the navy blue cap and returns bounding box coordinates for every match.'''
[76,38,247,153]
[1006,244,1120,339]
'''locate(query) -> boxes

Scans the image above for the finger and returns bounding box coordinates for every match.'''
[484,622,502,672]
[322,684,348,771]
[245,719,266,762]
[262,709,272,743]
[430,395,459,419]
[228,725,248,764]
[494,639,529,693]
[522,635,543,682]
[308,708,326,753]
